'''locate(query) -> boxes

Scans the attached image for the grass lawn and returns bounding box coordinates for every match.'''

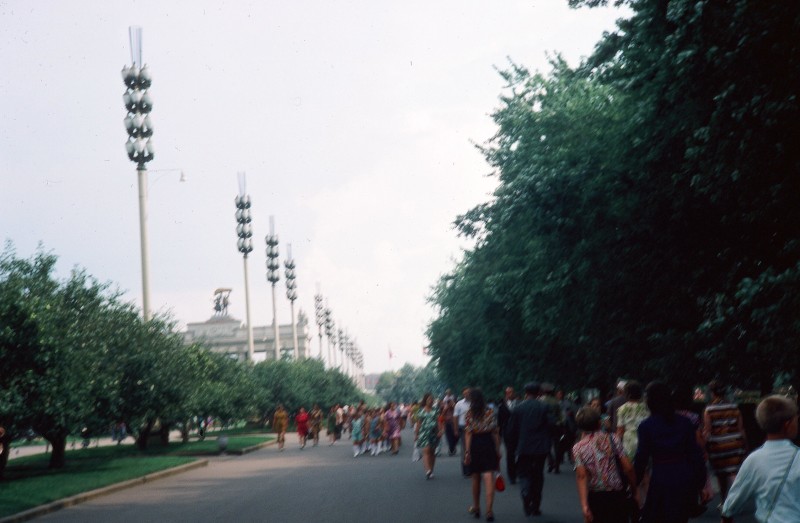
[0,435,273,518]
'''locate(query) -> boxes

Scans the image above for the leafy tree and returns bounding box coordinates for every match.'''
[0,246,126,468]
[428,0,800,395]
[251,359,362,423]
[374,364,446,404]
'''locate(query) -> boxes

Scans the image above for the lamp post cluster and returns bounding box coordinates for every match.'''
[284,244,299,359]
[121,26,155,322]
[234,177,255,362]
[314,290,325,360]
[324,306,335,367]
[119,27,364,382]
[310,288,364,386]
[265,217,281,360]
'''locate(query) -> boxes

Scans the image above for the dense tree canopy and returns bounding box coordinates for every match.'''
[0,245,365,475]
[427,0,800,396]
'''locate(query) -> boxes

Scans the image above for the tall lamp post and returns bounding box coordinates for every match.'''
[314,288,324,360]
[324,305,334,368]
[121,26,155,321]
[265,217,281,360]
[234,173,254,362]
[284,244,299,360]
[337,328,345,370]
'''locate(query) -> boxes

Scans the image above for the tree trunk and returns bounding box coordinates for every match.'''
[159,423,170,446]
[136,420,154,450]
[180,421,190,443]
[0,431,11,480]
[48,432,68,469]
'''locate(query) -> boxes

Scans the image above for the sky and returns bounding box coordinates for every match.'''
[0,0,625,374]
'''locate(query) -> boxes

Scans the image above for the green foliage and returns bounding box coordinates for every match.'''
[428,1,800,395]
[374,364,446,404]
[0,245,364,475]
[251,358,363,418]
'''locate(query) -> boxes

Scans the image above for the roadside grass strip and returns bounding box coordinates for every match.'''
[0,435,273,518]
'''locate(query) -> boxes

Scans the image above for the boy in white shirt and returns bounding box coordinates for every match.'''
[721,395,799,523]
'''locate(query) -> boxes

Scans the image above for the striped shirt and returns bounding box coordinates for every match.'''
[704,402,746,473]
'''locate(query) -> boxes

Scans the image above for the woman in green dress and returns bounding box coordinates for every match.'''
[415,392,443,480]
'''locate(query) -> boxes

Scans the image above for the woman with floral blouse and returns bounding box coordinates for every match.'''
[464,388,501,521]
[573,406,639,523]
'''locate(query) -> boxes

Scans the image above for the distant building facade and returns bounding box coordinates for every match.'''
[183,309,312,362]
[363,373,381,393]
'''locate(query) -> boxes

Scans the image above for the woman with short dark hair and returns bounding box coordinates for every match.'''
[635,381,707,523]
[572,406,638,523]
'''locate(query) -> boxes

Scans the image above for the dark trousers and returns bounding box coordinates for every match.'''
[503,435,517,481]
[547,426,565,471]
[445,422,458,455]
[458,426,471,476]
[517,453,547,513]
[587,490,628,523]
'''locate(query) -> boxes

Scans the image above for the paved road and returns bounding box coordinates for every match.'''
[37,429,755,523]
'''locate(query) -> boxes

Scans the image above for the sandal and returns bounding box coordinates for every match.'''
[468,506,480,519]
[486,512,494,522]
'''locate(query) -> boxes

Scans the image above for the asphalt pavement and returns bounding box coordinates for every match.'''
[33,429,755,523]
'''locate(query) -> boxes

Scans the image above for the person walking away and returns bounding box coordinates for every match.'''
[454,387,472,477]
[498,386,519,484]
[295,406,309,449]
[369,408,384,455]
[540,383,564,474]
[327,406,337,446]
[309,404,323,446]
[721,395,800,523]
[442,396,459,456]
[507,382,553,517]
[385,402,402,455]
[350,409,366,457]
[556,390,578,467]
[573,407,639,523]
[415,392,443,479]
[634,381,706,523]
[272,404,289,451]
[335,403,345,441]
[606,381,628,433]
[464,388,501,521]
[704,380,747,504]
[615,380,650,503]
[674,385,714,514]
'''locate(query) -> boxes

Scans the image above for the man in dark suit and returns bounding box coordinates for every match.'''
[507,382,553,517]
[497,386,518,484]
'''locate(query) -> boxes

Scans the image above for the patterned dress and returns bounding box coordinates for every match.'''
[416,408,439,448]
[386,409,401,439]
[704,401,746,474]
[616,401,650,459]
[465,408,499,473]
[309,408,323,437]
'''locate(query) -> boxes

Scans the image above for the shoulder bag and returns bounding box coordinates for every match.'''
[609,434,639,523]
[766,446,798,522]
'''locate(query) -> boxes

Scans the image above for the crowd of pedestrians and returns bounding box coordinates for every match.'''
[266,379,799,523]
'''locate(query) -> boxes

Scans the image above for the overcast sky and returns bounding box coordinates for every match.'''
[1,1,624,374]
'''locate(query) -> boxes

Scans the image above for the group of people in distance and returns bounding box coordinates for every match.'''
[271,404,325,450]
